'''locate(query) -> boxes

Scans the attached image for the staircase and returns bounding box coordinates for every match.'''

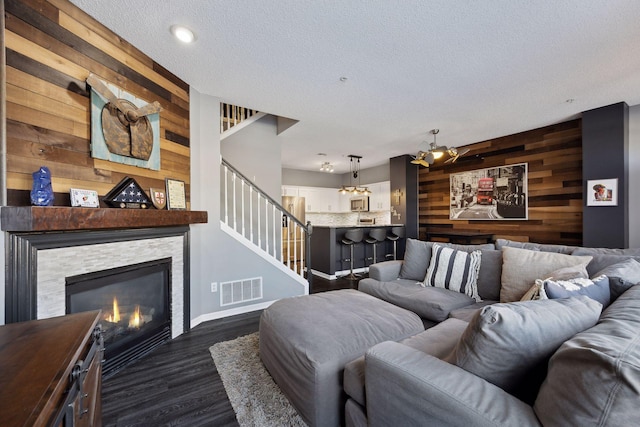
[220,103,266,139]
[220,158,312,289]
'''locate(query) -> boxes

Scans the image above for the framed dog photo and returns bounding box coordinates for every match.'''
[587,178,617,206]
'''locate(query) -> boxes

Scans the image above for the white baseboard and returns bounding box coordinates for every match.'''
[190,300,275,329]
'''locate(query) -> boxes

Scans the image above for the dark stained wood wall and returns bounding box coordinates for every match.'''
[3,0,190,206]
[419,120,583,245]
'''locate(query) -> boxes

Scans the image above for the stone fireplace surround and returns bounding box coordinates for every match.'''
[38,234,184,338]
[2,207,208,335]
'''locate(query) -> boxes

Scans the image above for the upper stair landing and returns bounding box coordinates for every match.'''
[220,103,298,140]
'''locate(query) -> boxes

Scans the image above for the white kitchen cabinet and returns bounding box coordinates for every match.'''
[319,187,340,212]
[367,181,391,211]
[286,186,343,212]
[296,187,318,212]
[282,186,299,196]
[338,192,351,212]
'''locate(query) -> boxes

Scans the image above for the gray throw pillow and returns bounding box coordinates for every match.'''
[446,296,602,394]
[500,246,592,302]
[398,239,434,281]
[542,275,610,307]
[495,238,577,254]
[572,247,640,256]
[476,249,502,301]
[594,258,640,284]
[583,254,640,277]
[608,276,638,301]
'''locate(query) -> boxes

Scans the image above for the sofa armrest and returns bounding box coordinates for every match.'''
[365,341,541,427]
[368,260,403,281]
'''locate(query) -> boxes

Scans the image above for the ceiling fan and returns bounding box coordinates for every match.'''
[411,129,470,167]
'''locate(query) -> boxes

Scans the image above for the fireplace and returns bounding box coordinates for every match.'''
[66,258,172,377]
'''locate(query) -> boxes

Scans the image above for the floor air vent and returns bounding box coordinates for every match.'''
[220,277,263,306]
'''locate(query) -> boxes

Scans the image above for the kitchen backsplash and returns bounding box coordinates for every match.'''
[307,211,392,226]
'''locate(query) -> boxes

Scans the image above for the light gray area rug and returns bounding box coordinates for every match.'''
[210,333,307,427]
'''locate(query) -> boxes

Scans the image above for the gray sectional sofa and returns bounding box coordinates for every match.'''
[343,238,640,426]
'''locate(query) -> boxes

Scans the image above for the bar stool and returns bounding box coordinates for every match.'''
[365,228,387,265]
[341,228,364,280]
[386,226,405,260]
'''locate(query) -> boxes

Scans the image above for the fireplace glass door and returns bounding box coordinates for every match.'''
[66,258,172,376]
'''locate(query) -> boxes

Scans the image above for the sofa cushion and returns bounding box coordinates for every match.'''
[590,258,640,302]
[345,399,367,427]
[495,238,578,254]
[398,239,434,281]
[500,246,592,302]
[572,247,640,256]
[594,257,640,280]
[445,297,602,396]
[546,264,589,280]
[400,318,470,356]
[519,263,589,302]
[542,275,610,307]
[446,242,496,252]
[608,277,638,302]
[399,239,494,282]
[343,318,468,408]
[580,253,640,277]
[423,244,482,302]
[534,285,640,426]
[358,278,474,322]
[476,249,502,301]
[448,301,496,323]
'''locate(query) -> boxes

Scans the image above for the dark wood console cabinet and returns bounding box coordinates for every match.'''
[0,311,104,426]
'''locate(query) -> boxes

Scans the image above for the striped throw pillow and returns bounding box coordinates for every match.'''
[422,243,482,302]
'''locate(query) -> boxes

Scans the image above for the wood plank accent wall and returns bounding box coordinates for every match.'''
[419,120,583,245]
[3,0,191,207]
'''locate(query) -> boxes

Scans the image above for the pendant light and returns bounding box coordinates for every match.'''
[338,155,371,195]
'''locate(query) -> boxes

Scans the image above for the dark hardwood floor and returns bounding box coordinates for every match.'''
[102,274,360,426]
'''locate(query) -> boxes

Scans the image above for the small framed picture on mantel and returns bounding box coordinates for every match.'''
[587,178,617,206]
[165,178,186,210]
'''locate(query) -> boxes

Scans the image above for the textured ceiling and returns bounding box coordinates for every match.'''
[70,0,640,173]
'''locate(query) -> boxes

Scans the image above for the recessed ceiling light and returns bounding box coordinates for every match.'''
[170,25,196,43]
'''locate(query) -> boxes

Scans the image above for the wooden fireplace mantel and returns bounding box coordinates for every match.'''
[1,206,208,232]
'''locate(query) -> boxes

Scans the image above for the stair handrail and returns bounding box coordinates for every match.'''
[221,158,313,288]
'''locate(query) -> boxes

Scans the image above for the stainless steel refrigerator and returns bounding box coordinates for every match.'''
[282,196,306,263]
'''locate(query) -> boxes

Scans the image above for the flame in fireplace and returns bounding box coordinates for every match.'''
[106,296,121,323]
[129,305,142,329]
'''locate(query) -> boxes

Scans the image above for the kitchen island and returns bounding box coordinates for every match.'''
[309,224,405,280]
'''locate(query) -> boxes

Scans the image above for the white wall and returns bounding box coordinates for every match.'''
[629,104,640,247]
[221,115,282,200]
[282,162,390,188]
[282,168,343,188]
[189,89,305,326]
